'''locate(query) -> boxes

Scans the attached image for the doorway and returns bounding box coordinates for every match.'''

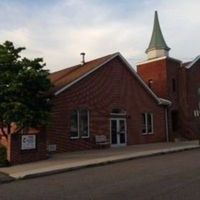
[110,118,127,147]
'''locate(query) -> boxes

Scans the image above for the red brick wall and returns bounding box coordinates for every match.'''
[8,133,47,165]
[179,60,200,139]
[166,59,180,109]
[137,59,167,98]
[47,57,167,152]
[137,58,181,139]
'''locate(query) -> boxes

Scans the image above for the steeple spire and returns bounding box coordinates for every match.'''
[146,11,170,59]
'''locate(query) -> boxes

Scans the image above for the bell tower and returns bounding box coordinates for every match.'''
[137,11,182,140]
[137,11,180,99]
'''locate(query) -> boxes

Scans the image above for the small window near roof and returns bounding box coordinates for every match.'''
[148,79,153,89]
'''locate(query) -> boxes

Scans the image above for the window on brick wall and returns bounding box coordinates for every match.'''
[172,78,176,92]
[148,79,153,89]
[142,113,154,134]
[70,110,79,138]
[70,109,89,139]
[79,109,89,138]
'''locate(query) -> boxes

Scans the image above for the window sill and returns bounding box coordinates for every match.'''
[70,136,90,139]
[81,136,90,139]
[70,137,79,139]
[142,132,154,135]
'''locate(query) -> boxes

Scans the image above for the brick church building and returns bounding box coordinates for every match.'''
[46,11,200,153]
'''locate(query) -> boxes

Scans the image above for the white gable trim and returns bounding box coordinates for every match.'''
[185,55,200,69]
[54,52,171,106]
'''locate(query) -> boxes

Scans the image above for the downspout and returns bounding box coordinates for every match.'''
[165,106,169,142]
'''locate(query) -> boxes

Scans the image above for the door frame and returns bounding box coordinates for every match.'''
[110,118,127,147]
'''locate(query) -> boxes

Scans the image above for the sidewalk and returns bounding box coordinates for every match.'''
[0,140,199,181]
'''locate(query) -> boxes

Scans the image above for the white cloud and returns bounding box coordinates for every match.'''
[0,0,199,72]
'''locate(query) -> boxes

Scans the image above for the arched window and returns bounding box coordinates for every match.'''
[70,109,89,139]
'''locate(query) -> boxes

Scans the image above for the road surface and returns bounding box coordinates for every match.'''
[1,149,200,200]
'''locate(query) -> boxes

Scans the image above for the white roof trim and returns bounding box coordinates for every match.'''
[55,53,119,96]
[185,55,200,69]
[158,98,171,106]
[137,56,167,65]
[54,52,170,106]
[137,56,182,66]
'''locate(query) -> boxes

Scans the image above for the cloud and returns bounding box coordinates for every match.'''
[0,0,199,72]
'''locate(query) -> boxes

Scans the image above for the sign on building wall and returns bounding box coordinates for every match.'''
[21,135,36,150]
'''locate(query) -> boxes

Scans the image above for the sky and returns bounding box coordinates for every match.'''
[0,0,199,72]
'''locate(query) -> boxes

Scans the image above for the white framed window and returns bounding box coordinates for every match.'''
[194,110,200,117]
[70,109,90,139]
[142,113,154,135]
[70,110,79,139]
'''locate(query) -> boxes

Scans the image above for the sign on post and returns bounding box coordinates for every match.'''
[21,135,36,150]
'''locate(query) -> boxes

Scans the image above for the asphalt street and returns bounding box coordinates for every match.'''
[1,149,200,200]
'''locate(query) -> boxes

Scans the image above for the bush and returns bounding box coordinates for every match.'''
[0,146,9,167]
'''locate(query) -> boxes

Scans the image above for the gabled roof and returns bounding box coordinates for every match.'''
[185,55,200,69]
[49,53,117,94]
[146,11,170,53]
[49,52,171,106]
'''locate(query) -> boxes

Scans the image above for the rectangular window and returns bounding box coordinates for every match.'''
[70,110,79,138]
[172,78,176,92]
[142,113,146,134]
[70,109,89,139]
[142,113,153,134]
[148,79,153,89]
[79,110,89,138]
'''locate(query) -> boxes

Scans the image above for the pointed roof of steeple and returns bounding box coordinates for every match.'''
[146,11,170,53]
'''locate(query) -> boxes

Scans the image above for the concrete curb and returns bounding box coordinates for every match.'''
[18,145,200,180]
[0,172,15,184]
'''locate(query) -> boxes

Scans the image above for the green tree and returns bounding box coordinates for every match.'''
[0,41,52,138]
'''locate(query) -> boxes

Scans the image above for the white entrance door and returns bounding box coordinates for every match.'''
[110,118,127,147]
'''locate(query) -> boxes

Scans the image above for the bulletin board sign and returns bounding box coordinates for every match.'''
[21,135,36,150]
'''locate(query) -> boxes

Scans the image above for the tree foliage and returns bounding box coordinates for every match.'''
[0,41,52,138]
